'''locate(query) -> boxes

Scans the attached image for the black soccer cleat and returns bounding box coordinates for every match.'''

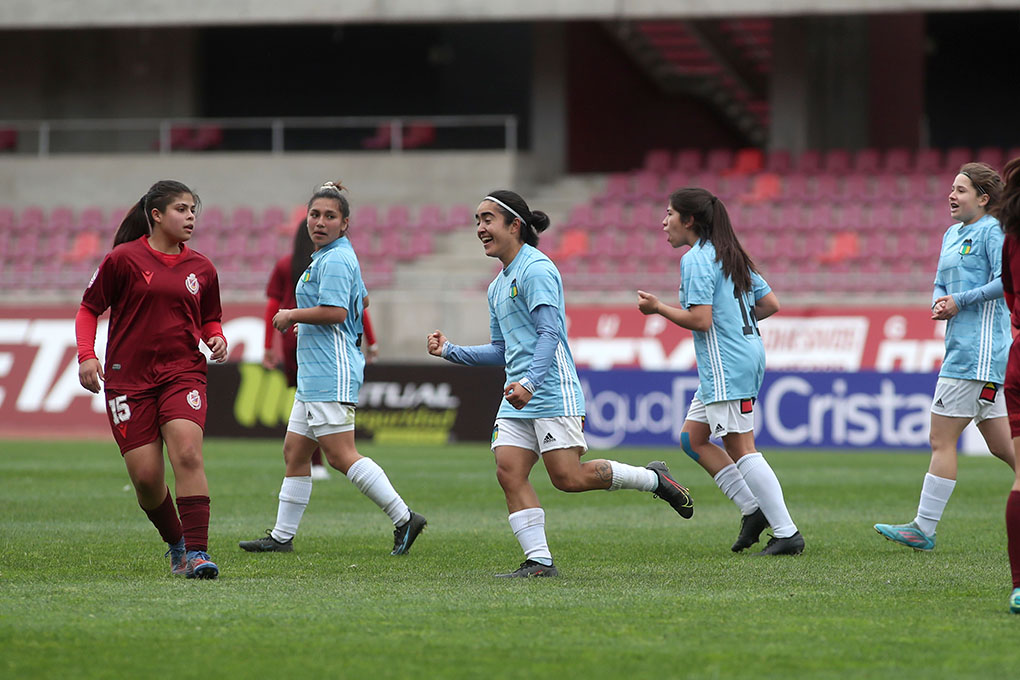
[239,530,294,553]
[731,508,769,552]
[753,531,805,556]
[391,511,427,555]
[495,559,559,578]
[646,461,694,519]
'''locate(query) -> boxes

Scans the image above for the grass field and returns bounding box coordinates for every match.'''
[2,439,1018,679]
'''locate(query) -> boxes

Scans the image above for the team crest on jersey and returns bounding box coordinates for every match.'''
[509,279,518,299]
[185,273,200,295]
[187,389,202,410]
[960,239,973,255]
[302,268,312,283]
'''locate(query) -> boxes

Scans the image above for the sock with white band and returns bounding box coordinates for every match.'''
[736,453,798,538]
[607,460,658,492]
[271,475,312,543]
[508,507,553,565]
[914,472,956,536]
[713,463,760,516]
[346,457,412,527]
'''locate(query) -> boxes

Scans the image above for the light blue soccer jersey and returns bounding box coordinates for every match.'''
[934,214,1008,383]
[294,236,366,403]
[488,244,585,419]
[679,240,771,404]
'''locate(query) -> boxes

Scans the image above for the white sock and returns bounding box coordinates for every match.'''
[271,475,312,542]
[736,453,798,538]
[713,464,759,516]
[607,460,658,492]
[914,473,956,536]
[346,457,411,526]
[508,507,553,565]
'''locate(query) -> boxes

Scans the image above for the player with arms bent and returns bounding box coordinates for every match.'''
[428,190,694,578]
[638,187,804,556]
[76,180,226,579]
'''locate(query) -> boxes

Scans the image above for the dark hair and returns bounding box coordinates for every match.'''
[113,180,199,247]
[669,187,757,295]
[290,218,315,289]
[1000,157,1020,239]
[484,189,551,247]
[308,180,351,219]
[958,162,1004,217]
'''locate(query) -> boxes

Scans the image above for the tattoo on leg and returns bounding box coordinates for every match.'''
[595,461,612,483]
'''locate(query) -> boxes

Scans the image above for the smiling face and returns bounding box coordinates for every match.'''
[662,203,694,248]
[476,200,522,265]
[150,193,197,243]
[949,174,989,225]
[306,197,349,250]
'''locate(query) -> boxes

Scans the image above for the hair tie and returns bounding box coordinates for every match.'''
[484,195,528,227]
[319,181,343,193]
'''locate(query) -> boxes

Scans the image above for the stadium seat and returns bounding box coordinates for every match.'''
[904,174,934,202]
[742,173,781,203]
[674,149,703,172]
[823,149,852,175]
[447,204,473,229]
[418,204,445,230]
[795,150,821,174]
[633,172,662,201]
[384,204,411,228]
[779,175,809,202]
[402,123,436,149]
[729,148,764,175]
[853,148,881,174]
[976,146,1004,169]
[706,149,734,173]
[914,148,943,175]
[604,173,630,202]
[0,128,16,151]
[643,148,672,173]
[944,147,972,174]
[352,204,379,231]
[883,148,912,174]
[764,149,792,174]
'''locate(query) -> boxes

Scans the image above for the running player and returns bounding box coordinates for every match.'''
[995,156,1020,613]
[637,187,804,556]
[76,179,225,579]
[875,162,1014,552]
[263,220,380,481]
[240,181,426,556]
[427,189,693,578]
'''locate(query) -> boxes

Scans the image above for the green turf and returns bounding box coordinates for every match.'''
[1,439,1017,679]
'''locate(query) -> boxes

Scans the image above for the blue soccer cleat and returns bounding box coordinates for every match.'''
[874,521,935,551]
[185,550,219,579]
[1010,588,1020,614]
[166,539,187,577]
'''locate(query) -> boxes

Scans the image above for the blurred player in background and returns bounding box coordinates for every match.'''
[637,187,803,556]
[996,156,1020,613]
[875,162,1014,552]
[240,181,425,556]
[76,179,225,579]
[428,189,693,578]
[263,220,380,480]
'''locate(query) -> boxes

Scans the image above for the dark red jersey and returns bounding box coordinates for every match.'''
[81,236,222,390]
[266,255,298,309]
[1004,234,1020,329]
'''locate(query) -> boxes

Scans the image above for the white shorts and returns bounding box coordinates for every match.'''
[930,377,1006,423]
[685,396,755,438]
[490,416,588,455]
[287,399,356,440]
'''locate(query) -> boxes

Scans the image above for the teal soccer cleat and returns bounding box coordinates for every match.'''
[1010,588,1020,614]
[874,521,935,551]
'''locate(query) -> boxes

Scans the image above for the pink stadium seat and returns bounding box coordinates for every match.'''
[604,173,629,202]
[664,170,690,191]
[384,204,411,227]
[914,148,943,175]
[674,149,702,172]
[706,149,733,173]
[795,150,821,174]
[823,149,851,175]
[743,173,781,203]
[566,203,596,229]
[779,175,809,201]
[633,172,661,200]
[418,204,445,230]
[904,174,934,201]
[837,204,866,229]
[596,201,625,230]
[78,207,105,234]
[944,147,971,174]
[883,148,912,174]
[352,204,379,230]
[200,206,224,232]
[853,149,881,174]
[976,146,1004,169]
[643,148,672,173]
[447,204,474,230]
[810,175,841,203]
[48,207,75,235]
[765,149,792,174]
[841,174,869,202]
[229,207,255,231]
[717,175,750,202]
[874,174,901,202]
[259,205,287,232]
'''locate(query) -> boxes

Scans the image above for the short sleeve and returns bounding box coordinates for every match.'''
[317,252,355,309]
[487,285,505,344]
[521,260,561,312]
[987,223,1004,278]
[751,270,772,300]
[80,251,118,315]
[201,265,223,325]
[266,257,289,300]
[682,251,717,307]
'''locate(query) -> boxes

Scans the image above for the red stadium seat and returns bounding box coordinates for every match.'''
[706,149,734,173]
[729,148,764,175]
[853,149,881,174]
[795,150,821,174]
[764,149,792,174]
[914,148,943,175]
[883,148,912,174]
[0,128,16,151]
[823,149,851,175]
[674,149,702,172]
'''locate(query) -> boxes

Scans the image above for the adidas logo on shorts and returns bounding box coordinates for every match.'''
[715,424,725,432]
[542,432,556,444]
[935,398,944,407]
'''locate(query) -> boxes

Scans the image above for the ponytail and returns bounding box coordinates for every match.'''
[669,187,757,294]
[1000,157,1020,239]
[485,189,550,247]
[113,179,198,248]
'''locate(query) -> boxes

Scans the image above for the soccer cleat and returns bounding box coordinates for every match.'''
[731,508,769,552]
[310,465,331,481]
[391,511,427,555]
[185,550,219,579]
[239,530,294,553]
[495,559,559,578]
[753,531,805,556]
[874,521,935,551]
[166,539,187,576]
[1010,588,1020,614]
[646,461,694,519]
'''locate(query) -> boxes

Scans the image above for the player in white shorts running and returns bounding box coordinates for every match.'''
[428,189,693,577]
[875,162,1015,551]
[639,187,803,556]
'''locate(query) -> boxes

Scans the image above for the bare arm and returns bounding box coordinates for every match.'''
[637,290,712,332]
[274,305,348,331]
[754,291,780,321]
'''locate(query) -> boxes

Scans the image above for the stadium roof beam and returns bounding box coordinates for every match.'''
[4,0,1020,28]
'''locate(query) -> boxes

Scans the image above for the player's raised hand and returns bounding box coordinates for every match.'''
[426,330,447,357]
[78,358,105,394]
[637,290,661,315]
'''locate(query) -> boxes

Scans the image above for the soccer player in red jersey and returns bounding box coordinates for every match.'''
[75,179,227,579]
[262,221,380,481]
[998,156,1020,613]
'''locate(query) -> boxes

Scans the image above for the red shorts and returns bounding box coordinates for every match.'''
[103,378,208,455]
[1005,340,1020,437]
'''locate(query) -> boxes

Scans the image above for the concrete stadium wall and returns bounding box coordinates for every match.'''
[4,0,1020,27]
[0,151,522,210]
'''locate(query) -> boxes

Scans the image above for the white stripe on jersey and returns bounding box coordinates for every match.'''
[558,342,580,415]
[706,325,727,401]
[978,299,993,382]
[333,325,350,402]
[554,342,571,415]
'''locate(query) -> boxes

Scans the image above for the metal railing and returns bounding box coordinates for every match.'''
[0,114,519,156]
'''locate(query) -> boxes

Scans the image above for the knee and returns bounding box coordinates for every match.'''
[173,442,204,475]
[496,464,527,493]
[548,470,585,493]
